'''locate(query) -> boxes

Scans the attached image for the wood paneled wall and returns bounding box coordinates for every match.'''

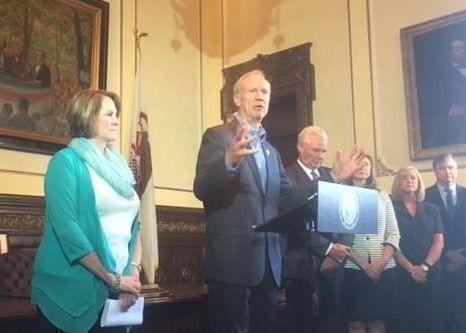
[0,194,206,285]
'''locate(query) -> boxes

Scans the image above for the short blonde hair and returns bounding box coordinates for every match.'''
[391,166,425,202]
[233,69,268,97]
[67,89,121,138]
[297,126,328,147]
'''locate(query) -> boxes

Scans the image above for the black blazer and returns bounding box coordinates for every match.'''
[425,184,466,252]
[194,119,292,286]
[282,163,345,279]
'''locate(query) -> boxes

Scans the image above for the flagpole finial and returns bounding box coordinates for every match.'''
[134,29,149,51]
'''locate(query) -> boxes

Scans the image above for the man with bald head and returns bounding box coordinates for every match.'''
[194,69,292,333]
[283,126,363,333]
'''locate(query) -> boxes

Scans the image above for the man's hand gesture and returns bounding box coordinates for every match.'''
[331,146,366,182]
[226,122,259,165]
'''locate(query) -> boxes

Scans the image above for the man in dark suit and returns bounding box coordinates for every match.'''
[445,40,466,115]
[425,153,466,333]
[283,126,363,333]
[194,69,293,333]
[31,50,52,88]
[432,39,466,146]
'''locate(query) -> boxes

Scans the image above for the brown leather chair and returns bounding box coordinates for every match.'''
[0,250,35,298]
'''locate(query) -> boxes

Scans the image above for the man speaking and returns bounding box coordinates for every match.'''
[194,70,292,333]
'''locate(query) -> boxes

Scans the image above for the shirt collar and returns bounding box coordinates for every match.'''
[297,159,320,179]
[437,182,457,194]
[234,113,267,141]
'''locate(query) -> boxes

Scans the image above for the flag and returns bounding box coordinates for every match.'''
[129,47,158,284]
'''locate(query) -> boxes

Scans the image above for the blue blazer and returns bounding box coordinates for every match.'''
[194,119,292,286]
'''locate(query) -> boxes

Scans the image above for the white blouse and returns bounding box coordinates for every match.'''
[88,166,140,274]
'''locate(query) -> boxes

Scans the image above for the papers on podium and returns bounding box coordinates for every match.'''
[100,297,144,327]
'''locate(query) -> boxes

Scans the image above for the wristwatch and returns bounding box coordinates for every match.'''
[420,263,430,272]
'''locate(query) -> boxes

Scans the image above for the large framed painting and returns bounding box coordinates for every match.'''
[401,10,466,160]
[0,0,108,155]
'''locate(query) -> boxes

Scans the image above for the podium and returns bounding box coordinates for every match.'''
[253,181,378,234]
[252,187,317,233]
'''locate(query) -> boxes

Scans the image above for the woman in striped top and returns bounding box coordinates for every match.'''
[342,155,400,333]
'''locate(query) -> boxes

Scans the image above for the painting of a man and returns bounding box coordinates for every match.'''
[30,50,52,88]
[443,39,466,115]
[425,37,466,147]
[404,15,466,152]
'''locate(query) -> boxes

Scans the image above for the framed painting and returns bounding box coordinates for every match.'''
[402,10,466,160]
[0,0,108,155]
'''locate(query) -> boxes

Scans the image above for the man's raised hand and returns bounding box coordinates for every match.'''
[226,122,259,165]
[331,146,366,182]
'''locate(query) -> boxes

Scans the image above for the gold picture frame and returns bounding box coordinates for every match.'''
[401,10,466,160]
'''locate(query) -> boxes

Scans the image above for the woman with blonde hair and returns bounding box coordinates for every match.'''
[391,166,444,333]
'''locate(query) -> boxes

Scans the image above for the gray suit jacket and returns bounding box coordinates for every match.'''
[194,119,292,286]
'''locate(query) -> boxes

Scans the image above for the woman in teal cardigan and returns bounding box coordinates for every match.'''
[32,90,142,332]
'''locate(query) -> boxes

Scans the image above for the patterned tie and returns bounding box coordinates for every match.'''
[311,169,319,181]
[445,187,453,209]
[250,129,267,191]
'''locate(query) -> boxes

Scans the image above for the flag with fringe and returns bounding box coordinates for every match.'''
[129,48,158,284]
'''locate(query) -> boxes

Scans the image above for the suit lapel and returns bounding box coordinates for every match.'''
[452,185,466,221]
[457,186,466,208]
[295,164,313,188]
[318,167,334,182]
[263,143,275,194]
[295,164,331,188]
[432,185,456,222]
[432,186,446,210]
[246,152,265,196]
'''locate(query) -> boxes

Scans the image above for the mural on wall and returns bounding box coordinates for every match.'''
[0,0,108,154]
[402,10,466,160]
